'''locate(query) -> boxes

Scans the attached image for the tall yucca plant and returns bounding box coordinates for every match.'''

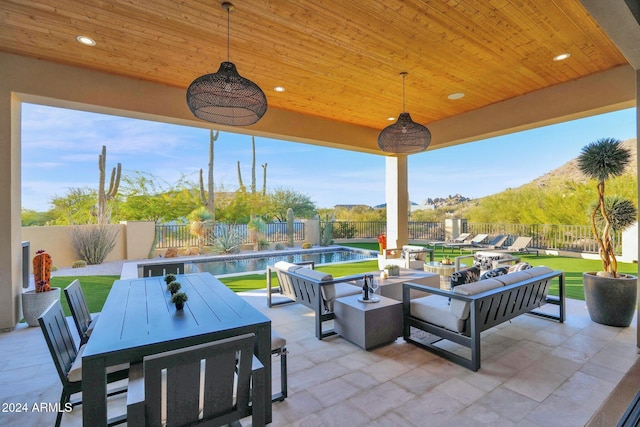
[576,137,637,277]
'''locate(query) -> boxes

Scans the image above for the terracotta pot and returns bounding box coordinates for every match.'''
[583,272,637,327]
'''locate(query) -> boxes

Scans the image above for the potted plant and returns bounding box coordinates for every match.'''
[577,138,638,327]
[22,249,61,327]
[164,273,177,285]
[167,281,181,294]
[171,292,188,310]
[385,264,400,277]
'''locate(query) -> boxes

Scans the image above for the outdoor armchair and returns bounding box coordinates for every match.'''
[377,245,434,270]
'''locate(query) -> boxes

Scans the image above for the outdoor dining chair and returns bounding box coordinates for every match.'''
[142,262,184,277]
[271,329,288,402]
[126,333,265,427]
[38,301,129,427]
[64,279,98,345]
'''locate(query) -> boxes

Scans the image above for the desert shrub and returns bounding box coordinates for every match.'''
[210,223,243,254]
[72,260,87,269]
[70,224,119,265]
[274,243,285,250]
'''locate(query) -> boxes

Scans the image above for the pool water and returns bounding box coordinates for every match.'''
[183,247,376,276]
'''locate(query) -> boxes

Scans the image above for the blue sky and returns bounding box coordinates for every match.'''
[21,104,637,212]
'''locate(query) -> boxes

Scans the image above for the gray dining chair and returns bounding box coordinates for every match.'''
[64,279,98,345]
[126,333,265,427]
[38,301,129,427]
[271,329,288,402]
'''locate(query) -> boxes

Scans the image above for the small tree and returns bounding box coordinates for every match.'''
[188,206,213,253]
[576,138,637,277]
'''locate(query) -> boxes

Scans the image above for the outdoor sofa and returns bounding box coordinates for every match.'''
[266,261,364,339]
[403,264,565,371]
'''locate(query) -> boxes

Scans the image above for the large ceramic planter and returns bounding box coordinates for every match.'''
[583,272,637,327]
[21,287,61,327]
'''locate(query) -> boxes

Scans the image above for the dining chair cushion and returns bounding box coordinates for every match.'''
[271,329,286,351]
[67,344,129,383]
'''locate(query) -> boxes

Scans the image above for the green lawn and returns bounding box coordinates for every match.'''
[50,243,638,314]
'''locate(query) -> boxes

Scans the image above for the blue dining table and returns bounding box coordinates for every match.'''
[81,272,272,426]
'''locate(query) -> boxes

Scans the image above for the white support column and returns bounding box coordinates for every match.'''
[385,155,409,249]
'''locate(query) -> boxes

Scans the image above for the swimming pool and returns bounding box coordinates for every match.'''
[183,247,377,276]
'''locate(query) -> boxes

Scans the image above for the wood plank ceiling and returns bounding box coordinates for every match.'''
[0,0,628,131]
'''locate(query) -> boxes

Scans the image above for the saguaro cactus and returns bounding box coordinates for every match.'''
[286,208,294,247]
[199,130,218,217]
[97,145,121,225]
[33,249,52,292]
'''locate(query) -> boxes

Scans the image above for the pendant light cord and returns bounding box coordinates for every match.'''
[400,71,408,113]
[227,5,231,62]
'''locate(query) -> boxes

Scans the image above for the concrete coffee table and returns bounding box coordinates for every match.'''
[424,261,467,289]
[334,294,402,350]
[364,268,439,300]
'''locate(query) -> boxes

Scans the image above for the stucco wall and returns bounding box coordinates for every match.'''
[21,221,155,270]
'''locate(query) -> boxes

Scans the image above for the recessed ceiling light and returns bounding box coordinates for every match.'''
[387,117,395,121]
[553,53,570,61]
[76,35,96,46]
[273,86,285,92]
[448,92,465,100]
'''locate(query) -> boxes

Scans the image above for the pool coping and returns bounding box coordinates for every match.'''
[121,245,378,279]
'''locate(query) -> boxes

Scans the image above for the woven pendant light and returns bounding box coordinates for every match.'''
[378,72,431,154]
[186,2,267,126]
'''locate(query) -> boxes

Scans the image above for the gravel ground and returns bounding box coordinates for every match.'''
[51,260,128,277]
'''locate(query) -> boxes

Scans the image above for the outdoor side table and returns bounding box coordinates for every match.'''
[424,261,467,289]
[334,294,402,350]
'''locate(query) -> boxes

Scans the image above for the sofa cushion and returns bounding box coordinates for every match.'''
[450,278,504,320]
[523,266,553,278]
[410,295,465,333]
[480,267,509,280]
[493,271,532,286]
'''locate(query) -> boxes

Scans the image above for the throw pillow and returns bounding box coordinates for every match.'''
[480,267,509,280]
[450,266,480,291]
[508,262,532,273]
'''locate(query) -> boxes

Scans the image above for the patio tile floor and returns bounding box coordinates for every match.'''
[0,291,638,426]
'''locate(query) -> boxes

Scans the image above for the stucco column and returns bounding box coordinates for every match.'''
[385,155,408,249]
[0,88,23,330]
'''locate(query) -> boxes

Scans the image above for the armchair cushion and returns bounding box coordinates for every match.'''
[274,261,303,273]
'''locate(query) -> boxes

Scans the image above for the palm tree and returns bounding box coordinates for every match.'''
[577,137,637,277]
